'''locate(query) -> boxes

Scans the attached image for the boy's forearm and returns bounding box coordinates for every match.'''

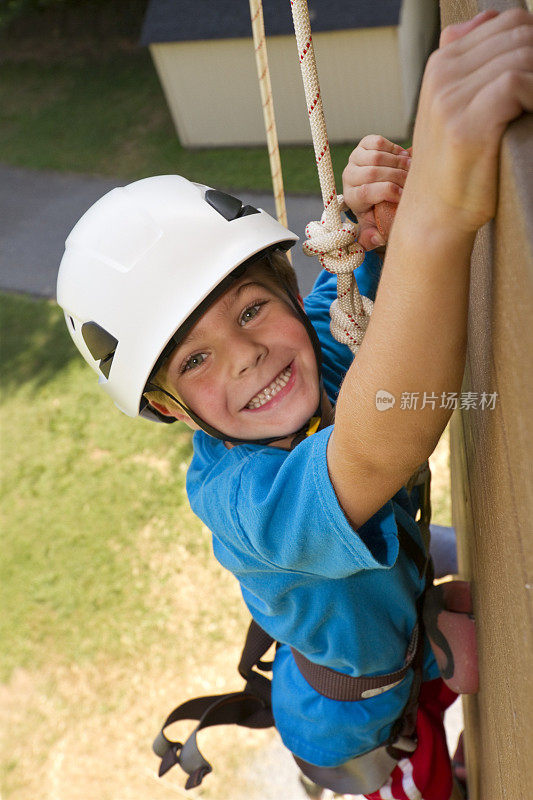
[335,196,475,474]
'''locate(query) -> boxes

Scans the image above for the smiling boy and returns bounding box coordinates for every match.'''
[57,10,533,799]
[147,259,329,446]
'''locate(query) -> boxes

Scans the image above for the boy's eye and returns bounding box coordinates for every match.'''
[182,353,207,372]
[239,301,265,326]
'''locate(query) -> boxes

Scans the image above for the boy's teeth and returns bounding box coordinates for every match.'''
[246,366,292,408]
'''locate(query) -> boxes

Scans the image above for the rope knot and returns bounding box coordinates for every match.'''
[302,197,365,276]
[302,196,373,354]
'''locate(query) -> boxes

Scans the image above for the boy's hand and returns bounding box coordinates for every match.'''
[406,8,533,235]
[342,135,411,250]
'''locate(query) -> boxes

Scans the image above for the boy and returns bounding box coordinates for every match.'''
[57,9,533,799]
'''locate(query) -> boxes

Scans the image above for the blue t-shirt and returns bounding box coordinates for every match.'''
[186,251,439,767]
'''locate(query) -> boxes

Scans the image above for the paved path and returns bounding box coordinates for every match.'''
[0,164,324,300]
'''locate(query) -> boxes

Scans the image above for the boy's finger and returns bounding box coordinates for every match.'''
[439,9,499,48]
[344,180,403,212]
[470,71,533,132]
[441,39,533,127]
[359,134,408,156]
[452,20,533,79]
[351,149,411,171]
[357,223,385,251]
[440,8,531,57]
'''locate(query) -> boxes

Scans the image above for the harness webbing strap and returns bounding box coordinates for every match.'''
[291,623,420,702]
[153,524,432,788]
[397,522,427,577]
[153,690,274,787]
[238,618,276,679]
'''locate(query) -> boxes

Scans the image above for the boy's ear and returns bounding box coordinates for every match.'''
[148,399,196,427]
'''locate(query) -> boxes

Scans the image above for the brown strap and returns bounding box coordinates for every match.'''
[289,521,429,702]
[291,622,420,702]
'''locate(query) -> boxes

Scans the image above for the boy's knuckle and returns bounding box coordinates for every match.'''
[516,45,533,70]
[511,23,533,48]
[367,165,379,181]
[358,183,370,203]
[424,50,442,81]
[504,7,530,26]
[499,69,521,94]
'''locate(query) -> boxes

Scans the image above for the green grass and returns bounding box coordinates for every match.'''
[0,291,208,681]
[1,290,450,799]
[1,289,450,685]
[0,50,407,193]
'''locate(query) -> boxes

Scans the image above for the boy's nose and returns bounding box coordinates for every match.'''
[230,336,267,377]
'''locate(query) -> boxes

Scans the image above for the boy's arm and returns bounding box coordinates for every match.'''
[328,9,533,529]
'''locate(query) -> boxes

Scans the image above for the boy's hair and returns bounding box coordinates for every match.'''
[145,249,299,415]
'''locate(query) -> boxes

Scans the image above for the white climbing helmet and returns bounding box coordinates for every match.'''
[57,175,298,421]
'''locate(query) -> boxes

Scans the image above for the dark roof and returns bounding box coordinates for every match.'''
[140,0,403,45]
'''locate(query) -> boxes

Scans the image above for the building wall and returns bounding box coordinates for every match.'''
[150,25,417,147]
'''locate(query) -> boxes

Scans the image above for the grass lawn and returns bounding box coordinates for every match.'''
[1,289,450,799]
[0,291,257,799]
[0,49,410,194]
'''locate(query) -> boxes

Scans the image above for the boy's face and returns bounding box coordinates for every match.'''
[158,264,320,442]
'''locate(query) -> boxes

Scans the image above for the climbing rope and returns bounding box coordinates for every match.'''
[289,0,372,354]
[288,0,430,508]
[249,0,290,238]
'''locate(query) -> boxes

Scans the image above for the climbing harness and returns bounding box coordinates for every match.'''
[153,522,432,795]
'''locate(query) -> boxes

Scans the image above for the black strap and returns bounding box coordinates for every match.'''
[153,620,276,788]
[239,619,275,678]
[153,690,274,787]
[387,522,433,756]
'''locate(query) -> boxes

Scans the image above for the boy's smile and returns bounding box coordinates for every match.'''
[160,264,321,443]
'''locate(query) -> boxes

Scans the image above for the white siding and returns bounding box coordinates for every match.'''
[150,12,437,148]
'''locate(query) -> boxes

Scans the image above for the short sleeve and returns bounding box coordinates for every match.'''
[208,428,400,578]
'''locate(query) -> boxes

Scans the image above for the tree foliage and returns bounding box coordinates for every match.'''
[0,0,111,29]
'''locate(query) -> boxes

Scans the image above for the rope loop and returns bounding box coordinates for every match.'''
[303,196,364,271]
[329,291,374,353]
[301,195,373,353]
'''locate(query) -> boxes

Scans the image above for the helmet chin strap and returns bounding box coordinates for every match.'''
[144,378,325,449]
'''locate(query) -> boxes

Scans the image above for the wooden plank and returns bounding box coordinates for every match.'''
[443,1,533,797]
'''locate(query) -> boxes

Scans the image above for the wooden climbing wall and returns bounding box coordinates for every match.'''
[440,1,533,798]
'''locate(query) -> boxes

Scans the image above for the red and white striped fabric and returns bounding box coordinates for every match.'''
[364,679,458,800]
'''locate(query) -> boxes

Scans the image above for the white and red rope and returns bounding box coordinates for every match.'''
[249,0,289,233]
[289,0,372,354]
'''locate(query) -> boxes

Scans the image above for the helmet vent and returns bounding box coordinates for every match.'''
[204,189,259,221]
[81,321,118,378]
